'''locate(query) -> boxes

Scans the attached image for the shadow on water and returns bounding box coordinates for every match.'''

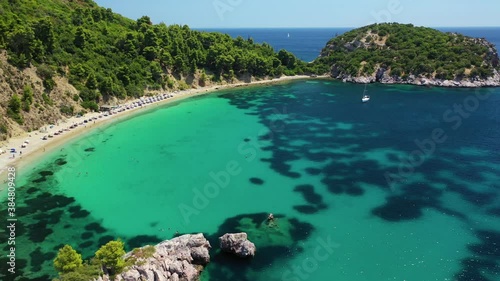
[249,177,265,185]
[126,235,163,249]
[293,184,327,214]
[455,230,500,281]
[219,81,500,279]
[0,155,162,281]
[203,212,314,281]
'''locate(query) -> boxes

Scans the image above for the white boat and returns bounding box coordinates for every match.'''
[361,84,370,103]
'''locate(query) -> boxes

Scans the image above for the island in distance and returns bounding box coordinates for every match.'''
[316,23,500,87]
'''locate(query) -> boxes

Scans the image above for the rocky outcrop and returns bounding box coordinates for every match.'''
[96,233,211,281]
[219,233,256,258]
[336,69,500,87]
[321,24,500,88]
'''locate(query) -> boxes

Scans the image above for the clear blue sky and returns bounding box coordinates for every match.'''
[94,0,500,28]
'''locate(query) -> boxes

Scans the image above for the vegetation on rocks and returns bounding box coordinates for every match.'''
[53,240,127,281]
[53,245,83,274]
[316,23,499,80]
[7,94,23,124]
[94,240,127,277]
[52,240,161,281]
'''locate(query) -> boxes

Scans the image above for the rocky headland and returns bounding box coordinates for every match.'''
[318,23,500,87]
[96,234,211,281]
[338,68,500,87]
[94,232,261,281]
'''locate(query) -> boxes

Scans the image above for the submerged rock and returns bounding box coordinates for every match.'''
[96,233,211,281]
[219,233,256,258]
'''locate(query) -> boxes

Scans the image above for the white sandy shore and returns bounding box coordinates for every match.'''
[0,75,318,179]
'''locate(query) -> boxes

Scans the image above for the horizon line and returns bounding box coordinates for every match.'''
[191,25,500,29]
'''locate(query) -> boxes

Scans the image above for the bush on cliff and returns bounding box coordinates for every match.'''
[95,240,127,277]
[53,240,128,281]
[53,245,83,273]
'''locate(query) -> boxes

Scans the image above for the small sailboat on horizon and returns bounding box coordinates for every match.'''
[361,84,370,103]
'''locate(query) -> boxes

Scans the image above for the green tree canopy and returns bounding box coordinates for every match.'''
[33,17,55,53]
[316,23,498,80]
[53,245,83,274]
[95,240,126,275]
[0,0,315,127]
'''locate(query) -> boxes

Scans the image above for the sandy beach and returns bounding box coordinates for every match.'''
[0,75,317,177]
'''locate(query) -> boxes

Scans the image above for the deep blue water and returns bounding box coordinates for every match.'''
[197,27,500,62]
[198,28,351,62]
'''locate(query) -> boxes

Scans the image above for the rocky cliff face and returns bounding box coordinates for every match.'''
[96,234,211,281]
[464,36,499,68]
[326,35,500,87]
[336,69,500,87]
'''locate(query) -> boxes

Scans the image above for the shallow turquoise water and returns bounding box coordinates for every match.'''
[1,80,500,281]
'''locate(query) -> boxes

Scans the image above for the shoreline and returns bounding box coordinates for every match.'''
[0,75,317,179]
[333,68,500,88]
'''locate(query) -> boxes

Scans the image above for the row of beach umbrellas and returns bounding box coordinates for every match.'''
[2,139,30,154]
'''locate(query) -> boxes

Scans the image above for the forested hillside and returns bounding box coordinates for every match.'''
[0,0,319,139]
[316,23,500,83]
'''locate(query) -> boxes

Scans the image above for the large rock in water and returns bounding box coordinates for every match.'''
[219,233,256,258]
[96,233,211,281]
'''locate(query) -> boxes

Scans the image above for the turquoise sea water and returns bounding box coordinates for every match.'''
[1,80,500,281]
